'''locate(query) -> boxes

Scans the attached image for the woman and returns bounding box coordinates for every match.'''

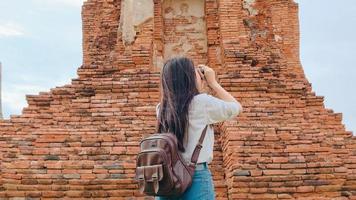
[155,56,243,200]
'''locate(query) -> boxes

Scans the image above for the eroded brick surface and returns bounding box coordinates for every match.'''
[0,0,355,199]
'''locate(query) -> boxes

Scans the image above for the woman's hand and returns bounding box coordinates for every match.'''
[198,65,242,113]
[197,64,218,87]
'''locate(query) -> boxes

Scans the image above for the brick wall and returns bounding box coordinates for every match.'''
[0,0,355,199]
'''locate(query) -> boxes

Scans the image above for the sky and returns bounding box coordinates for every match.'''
[0,0,85,119]
[0,0,354,135]
[295,0,356,135]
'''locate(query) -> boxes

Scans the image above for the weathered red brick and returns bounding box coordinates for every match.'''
[0,0,354,199]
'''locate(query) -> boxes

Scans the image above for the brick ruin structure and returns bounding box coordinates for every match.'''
[0,0,355,199]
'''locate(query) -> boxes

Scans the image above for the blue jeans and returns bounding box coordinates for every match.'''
[154,162,215,200]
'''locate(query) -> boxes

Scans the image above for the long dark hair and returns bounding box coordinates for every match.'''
[156,56,200,152]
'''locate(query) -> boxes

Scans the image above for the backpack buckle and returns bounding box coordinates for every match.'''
[196,143,202,149]
[186,160,195,167]
[138,174,145,181]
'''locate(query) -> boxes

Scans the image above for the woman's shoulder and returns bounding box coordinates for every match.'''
[192,93,209,101]
[190,93,215,110]
[192,93,215,104]
[156,93,211,109]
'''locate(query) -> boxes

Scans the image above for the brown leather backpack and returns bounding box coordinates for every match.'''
[135,124,210,197]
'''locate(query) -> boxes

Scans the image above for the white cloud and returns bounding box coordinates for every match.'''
[33,0,87,8]
[0,22,25,38]
[3,83,49,116]
[2,75,73,118]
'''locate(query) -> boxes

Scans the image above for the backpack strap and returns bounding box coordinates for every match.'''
[156,105,210,165]
[190,124,210,165]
